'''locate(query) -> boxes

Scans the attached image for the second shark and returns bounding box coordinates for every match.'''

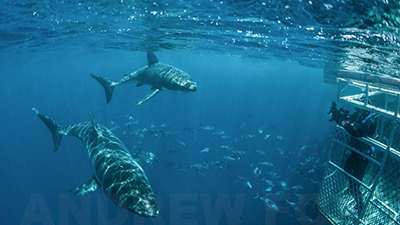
[91,51,197,105]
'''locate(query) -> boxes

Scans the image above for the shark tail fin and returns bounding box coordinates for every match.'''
[33,108,63,152]
[90,74,115,104]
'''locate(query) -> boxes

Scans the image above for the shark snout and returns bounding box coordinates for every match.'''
[188,83,197,92]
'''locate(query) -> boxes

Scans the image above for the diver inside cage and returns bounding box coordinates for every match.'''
[328,101,377,212]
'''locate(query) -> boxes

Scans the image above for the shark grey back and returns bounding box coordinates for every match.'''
[91,51,197,105]
[33,108,159,217]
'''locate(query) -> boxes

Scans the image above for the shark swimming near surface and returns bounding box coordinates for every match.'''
[91,51,197,105]
[33,108,158,217]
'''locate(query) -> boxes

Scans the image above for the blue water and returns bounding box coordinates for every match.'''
[1,0,399,225]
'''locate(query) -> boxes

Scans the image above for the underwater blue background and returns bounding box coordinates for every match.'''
[1,0,399,224]
[0,50,336,225]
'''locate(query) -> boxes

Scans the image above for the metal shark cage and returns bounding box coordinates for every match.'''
[315,65,400,225]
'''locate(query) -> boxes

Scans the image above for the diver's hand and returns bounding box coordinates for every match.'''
[329,108,342,124]
[328,102,349,124]
[329,107,349,124]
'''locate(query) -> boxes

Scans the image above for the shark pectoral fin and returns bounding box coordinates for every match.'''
[135,88,161,106]
[70,175,101,196]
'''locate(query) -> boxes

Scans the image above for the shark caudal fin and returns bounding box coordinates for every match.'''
[32,108,63,151]
[90,74,115,104]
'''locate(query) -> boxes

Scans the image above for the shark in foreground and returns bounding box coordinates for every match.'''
[33,108,158,217]
[91,51,197,105]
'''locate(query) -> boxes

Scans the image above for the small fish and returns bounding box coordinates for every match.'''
[126,115,135,121]
[246,181,252,189]
[130,129,141,137]
[231,149,246,156]
[266,171,278,177]
[149,130,159,138]
[159,129,170,138]
[221,135,232,139]
[190,136,197,141]
[258,127,264,134]
[248,159,258,175]
[200,147,210,153]
[298,215,314,224]
[264,134,271,140]
[222,154,241,161]
[110,124,121,131]
[300,157,311,166]
[276,136,286,141]
[253,167,265,181]
[300,145,308,151]
[190,163,209,170]
[285,199,297,207]
[212,160,232,170]
[254,149,266,155]
[237,175,252,189]
[199,124,215,131]
[264,180,275,187]
[184,127,196,134]
[221,145,235,151]
[168,149,180,156]
[167,163,187,172]
[212,130,226,137]
[176,140,186,147]
[323,3,333,10]
[131,148,159,166]
[269,125,279,131]
[263,187,272,192]
[124,116,139,128]
[240,134,255,140]
[259,162,274,167]
[254,193,279,212]
[285,200,301,212]
[279,180,287,188]
[239,121,248,129]
[277,148,292,156]
[141,128,148,132]
[291,185,304,191]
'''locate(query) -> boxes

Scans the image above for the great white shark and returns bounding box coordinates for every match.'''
[91,51,197,105]
[33,108,158,217]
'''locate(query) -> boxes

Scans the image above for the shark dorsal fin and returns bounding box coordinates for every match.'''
[89,111,100,135]
[147,51,159,66]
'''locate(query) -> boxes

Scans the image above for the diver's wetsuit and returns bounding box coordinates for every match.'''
[344,139,371,211]
[330,105,377,211]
